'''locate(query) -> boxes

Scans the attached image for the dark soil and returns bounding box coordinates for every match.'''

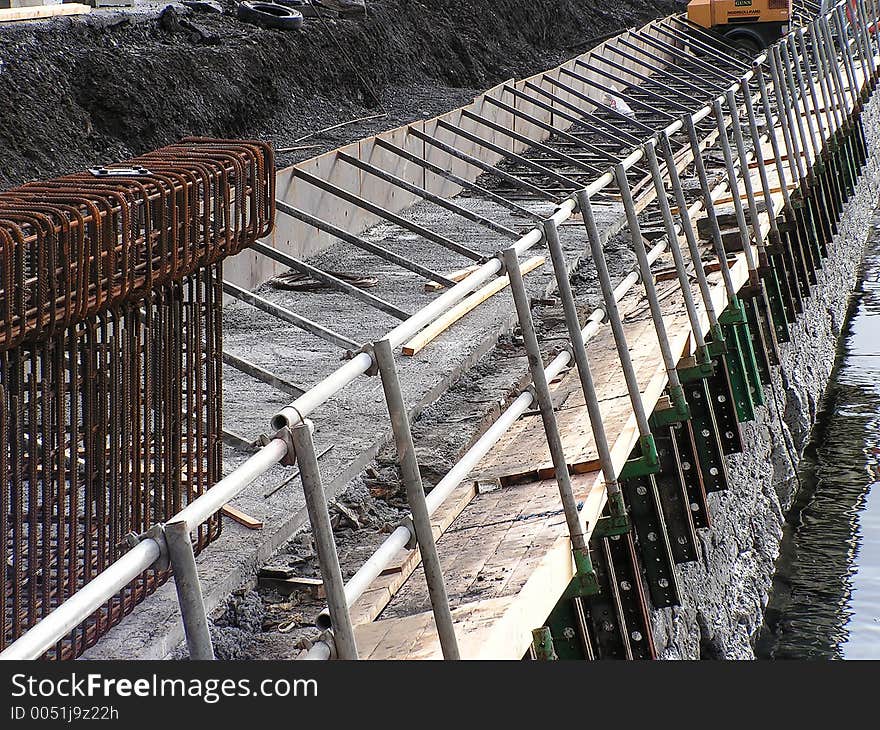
[0,0,680,189]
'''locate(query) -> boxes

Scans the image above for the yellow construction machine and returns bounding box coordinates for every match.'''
[687,0,791,51]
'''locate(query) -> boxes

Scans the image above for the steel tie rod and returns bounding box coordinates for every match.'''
[780,40,817,178]
[516,80,644,147]
[808,20,838,144]
[816,17,846,139]
[435,117,581,191]
[335,150,521,240]
[755,63,794,216]
[406,126,559,203]
[789,34,822,164]
[290,167,484,262]
[667,16,755,65]
[769,45,807,190]
[222,350,305,399]
[741,75,791,273]
[275,200,457,287]
[629,30,734,87]
[458,107,601,176]
[853,0,876,81]
[547,70,657,133]
[370,136,544,223]
[482,93,624,165]
[667,15,752,65]
[611,35,728,95]
[589,42,704,107]
[609,37,715,100]
[712,99,760,282]
[725,88,769,261]
[502,81,638,151]
[373,338,460,660]
[562,62,677,120]
[501,247,589,557]
[831,7,858,110]
[542,219,623,504]
[222,280,360,352]
[250,240,411,321]
[292,421,359,660]
[654,22,751,73]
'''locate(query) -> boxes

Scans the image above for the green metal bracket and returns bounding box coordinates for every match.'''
[619,433,660,480]
[592,489,630,538]
[707,324,728,357]
[677,356,715,384]
[715,303,756,423]
[531,627,559,660]
[718,297,747,325]
[561,548,600,599]
[592,514,630,539]
[760,262,792,344]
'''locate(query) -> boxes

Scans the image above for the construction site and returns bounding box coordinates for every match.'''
[0,0,878,662]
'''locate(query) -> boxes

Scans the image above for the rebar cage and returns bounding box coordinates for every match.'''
[0,139,274,658]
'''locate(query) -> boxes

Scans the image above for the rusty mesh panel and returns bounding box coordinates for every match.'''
[0,139,274,658]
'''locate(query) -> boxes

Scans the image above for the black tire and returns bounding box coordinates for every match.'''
[722,28,767,55]
[236,1,304,30]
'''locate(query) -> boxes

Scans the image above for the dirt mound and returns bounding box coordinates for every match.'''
[0,0,679,189]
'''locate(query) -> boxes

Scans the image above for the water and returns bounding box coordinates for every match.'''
[757,231,880,660]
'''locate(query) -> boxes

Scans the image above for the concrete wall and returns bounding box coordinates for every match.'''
[223,19,667,292]
[652,93,880,659]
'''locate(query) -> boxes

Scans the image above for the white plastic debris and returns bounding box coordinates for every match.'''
[602,85,635,117]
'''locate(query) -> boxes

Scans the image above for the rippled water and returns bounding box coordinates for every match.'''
[756,230,880,660]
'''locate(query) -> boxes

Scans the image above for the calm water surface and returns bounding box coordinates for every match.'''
[757,231,880,659]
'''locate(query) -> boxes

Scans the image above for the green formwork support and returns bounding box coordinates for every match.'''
[761,259,792,344]
[718,299,761,421]
[541,599,592,660]
[619,433,660,481]
[806,185,830,262]
[742,296,772,386]
[792,193,820,282]
[767,237,800,326]
[531,625,561,661]
[779,214,812,302]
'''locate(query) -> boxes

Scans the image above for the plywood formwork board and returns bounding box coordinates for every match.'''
[513,68,564,150]
[357,125,424,218]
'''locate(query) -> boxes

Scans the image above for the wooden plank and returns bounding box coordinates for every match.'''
[221,504,263,530]
[0,3,88,22]
[402,256,545,357]
[423,265,480,293]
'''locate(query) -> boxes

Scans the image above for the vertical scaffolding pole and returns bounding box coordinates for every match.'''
[684,114,757,423]
[575,189,658,472]
[373,339,460,660]
[291,422,360,660]
[501,248,592,574]
[724,87,783,365]
[656,132,722,340]
[542,220,627,522]
[165,521,215,661]
[613,164,689,418]
[642,139,712,368]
